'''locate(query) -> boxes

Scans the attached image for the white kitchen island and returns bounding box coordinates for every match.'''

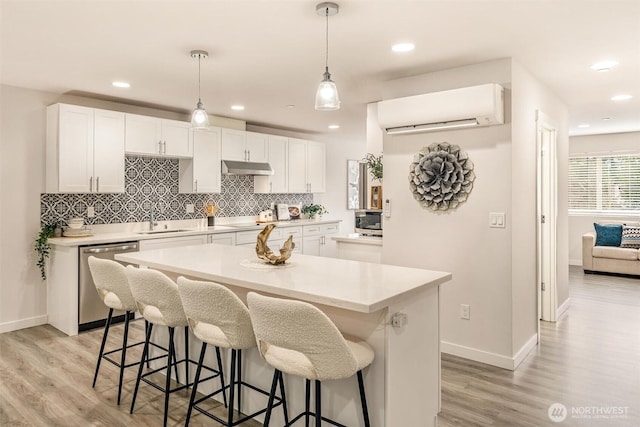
[116,243,451,427]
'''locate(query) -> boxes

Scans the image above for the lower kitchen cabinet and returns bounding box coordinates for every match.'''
[209,233,236,245]
[302,223,338,257]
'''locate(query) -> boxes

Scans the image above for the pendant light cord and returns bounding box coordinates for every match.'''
[324,7,329,70]
[198,55,202,103]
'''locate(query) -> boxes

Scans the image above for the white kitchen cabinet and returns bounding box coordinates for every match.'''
[209,233,236,245]
[221,129,268,162]
[254,135,288,193]
[125,114,192,158]
[179,127,222,193]
[138,234,208,251]
[302,223,338,257]
[46,104,125,193]
[287,138,326,193]
[235,226,302,253]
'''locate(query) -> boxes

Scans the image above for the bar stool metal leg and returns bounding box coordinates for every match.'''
[130,321,152,414]
[237,349,242,414]
[227,349,237,426]
[163,327,175,427]
[263,369,280,426]
[215,346,228,408]
[305,379,311,427]
[116,311,131,405]
[315,380,321,427]
[357,370,371,427]
[185,342,207,427]
[92,308,113,388]
[279,371,289,425]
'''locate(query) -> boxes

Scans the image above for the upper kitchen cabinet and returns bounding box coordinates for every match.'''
[179,127,222,193]
[125,114,192,158]
[221,129,268,162]
[288,138,326,193]
[254,135,288,194]
[46,104,125,193]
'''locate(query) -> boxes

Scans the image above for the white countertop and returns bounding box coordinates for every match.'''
[332,233,383,246]
[116,244,451,313]
[48,218,340,247]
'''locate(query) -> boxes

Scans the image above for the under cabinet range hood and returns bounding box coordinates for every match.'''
[221,160,274,176]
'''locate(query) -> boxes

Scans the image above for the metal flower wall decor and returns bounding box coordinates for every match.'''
[409,142,475,211]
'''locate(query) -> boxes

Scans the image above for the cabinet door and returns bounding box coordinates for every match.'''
[192,127,221,193]
[306,140,326,193]
[287,138,308,193]
[93,109,125,193]
[125,113,162,155]
[302,235,322,256]
[254,135,288,193]
[245,132,268,162]
[221,128,247,161]
[162,119,192,157]
[57,104,94,193]
[319,233,338,258]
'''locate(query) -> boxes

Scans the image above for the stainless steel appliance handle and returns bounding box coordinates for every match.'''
[83,244,137,254]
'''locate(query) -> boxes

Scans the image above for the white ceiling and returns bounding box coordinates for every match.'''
[2,0,639,143]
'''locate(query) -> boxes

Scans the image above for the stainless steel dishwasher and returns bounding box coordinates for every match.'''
[78,241,139,332]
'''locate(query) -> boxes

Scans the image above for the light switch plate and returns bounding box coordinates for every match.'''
[489,212,506,228]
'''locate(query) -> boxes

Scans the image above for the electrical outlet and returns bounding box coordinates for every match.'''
[186,204,194,214]
[87,206,95,218]
[391,312,408,328]
[460,304,470,320]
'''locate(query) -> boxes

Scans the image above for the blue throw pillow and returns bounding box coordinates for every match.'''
[593,223,623,247]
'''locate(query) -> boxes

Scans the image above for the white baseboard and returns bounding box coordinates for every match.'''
[569,258,582,266]
[557,298,571,319]
[0,315,47,334]
[513,334,538,369]
[442,333,538,371]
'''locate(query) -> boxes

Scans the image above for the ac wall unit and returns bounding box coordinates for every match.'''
[377,83,504,134]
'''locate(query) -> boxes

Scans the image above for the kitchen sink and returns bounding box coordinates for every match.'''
[136,229,192,235]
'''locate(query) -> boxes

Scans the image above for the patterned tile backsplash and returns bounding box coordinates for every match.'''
[41,156,313,226]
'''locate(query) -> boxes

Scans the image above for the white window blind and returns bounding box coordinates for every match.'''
[569,154,640,213]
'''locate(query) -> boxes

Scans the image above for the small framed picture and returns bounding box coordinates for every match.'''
[370,186,382,209]
[288,204,301,220]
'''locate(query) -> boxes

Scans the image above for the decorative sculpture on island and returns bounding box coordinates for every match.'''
[256,224,295,265]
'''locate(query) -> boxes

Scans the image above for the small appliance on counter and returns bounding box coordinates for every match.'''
[276,203,290,221]
[355,209,383,236]
[258,209,274,223]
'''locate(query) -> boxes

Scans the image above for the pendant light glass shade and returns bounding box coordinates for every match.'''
[315,68,340,110]
[190,50,210,129]
[315,3,340,111]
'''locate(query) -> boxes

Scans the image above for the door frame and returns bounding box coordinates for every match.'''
[536,110,558,329]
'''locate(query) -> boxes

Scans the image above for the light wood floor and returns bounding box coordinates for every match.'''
[1,267,638,426]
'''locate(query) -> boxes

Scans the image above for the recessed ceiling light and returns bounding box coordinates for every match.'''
[328,124,340,129]
[611,94,632,101]
[392,42,415,53]
[231,105,245,111]
[590,60,618,72]
[286,105,296,109]
[577,124,590,128]
[112,81,130,88]
[602,117,611,121]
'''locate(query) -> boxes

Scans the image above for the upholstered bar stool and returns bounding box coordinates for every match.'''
[126,266,224,427]
[88,256,165,405]
[247,292,374,427]
[177,277,288,426]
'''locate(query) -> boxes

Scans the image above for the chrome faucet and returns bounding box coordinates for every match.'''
[149,204,158,231]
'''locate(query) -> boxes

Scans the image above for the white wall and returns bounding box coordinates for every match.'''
[568,132,640,265]
[377,59,568,369]
[0,84,361,333]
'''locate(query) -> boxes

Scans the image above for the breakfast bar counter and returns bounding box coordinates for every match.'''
[117,244,451,426]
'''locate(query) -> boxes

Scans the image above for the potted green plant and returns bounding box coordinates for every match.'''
[35,221,61,281]
[363,153,383,181]
[301,204,328,220]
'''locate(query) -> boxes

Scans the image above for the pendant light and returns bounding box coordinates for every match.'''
[190,50,210,129]
[315,2,340,111]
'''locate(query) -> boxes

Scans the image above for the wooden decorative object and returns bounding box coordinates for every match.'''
[255,224,295,265]
[370,185,382,209]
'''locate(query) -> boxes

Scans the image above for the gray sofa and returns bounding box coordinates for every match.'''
[582,221,640,276]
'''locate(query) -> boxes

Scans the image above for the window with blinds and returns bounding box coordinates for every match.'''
[568,154,640,213]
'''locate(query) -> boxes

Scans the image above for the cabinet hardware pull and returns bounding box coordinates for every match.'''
[247,150,250,161]
[89,176,93,192]
[195,180,198,192]
[85,245,137,254]
[96,176,99,192]
[163,141,167,154]
[270,182,273,193]
[158,140,162,154]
